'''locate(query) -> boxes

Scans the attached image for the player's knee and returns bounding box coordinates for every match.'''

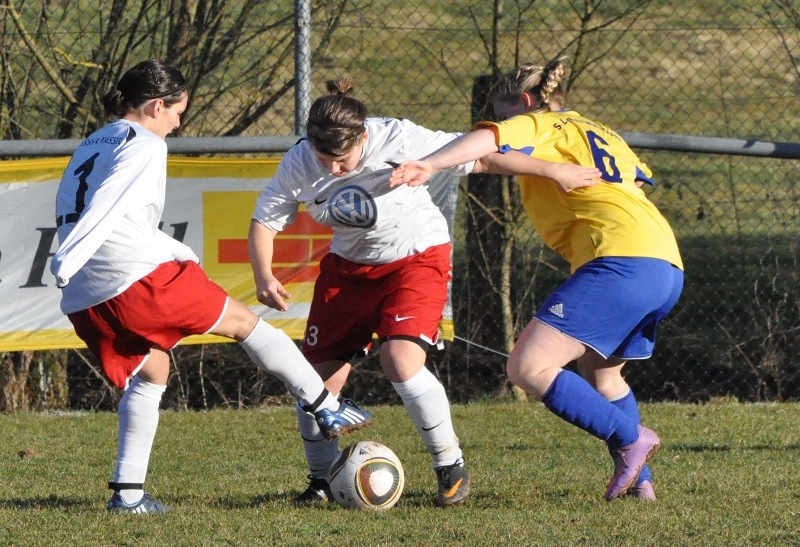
[506,357,525,388]
[214,299,259,340]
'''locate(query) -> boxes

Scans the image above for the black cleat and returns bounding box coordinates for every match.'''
[435,457,470,507]
[293,475,332,505]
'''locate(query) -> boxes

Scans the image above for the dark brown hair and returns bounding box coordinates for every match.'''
[101,59,187,120]
[306,77,368,156]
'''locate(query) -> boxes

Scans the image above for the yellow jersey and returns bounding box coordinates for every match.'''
[476,111,683,272]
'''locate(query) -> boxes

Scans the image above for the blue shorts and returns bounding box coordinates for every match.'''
[535,257,684,359]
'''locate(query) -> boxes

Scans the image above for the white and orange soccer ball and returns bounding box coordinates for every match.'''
[328,441,405,510]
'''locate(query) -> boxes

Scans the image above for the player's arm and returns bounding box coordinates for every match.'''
[389,128,600,192]
[248,219,291,311]
[478,150,602,192]
[389,129,497,188]
[397,119,476,177]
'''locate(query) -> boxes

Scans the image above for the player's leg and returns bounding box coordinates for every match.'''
[211,298,371,438]
[107,348,172,513]
[575,259,683,500]
[381,338,469,507]
[578,352,656,500]
[375,244,469,506]
[292,254,376,504]
[67,302,172,514]
[507,319,657,501]
[211,298,334,411]
[513,258,678,500]
[383,339,463,467]
[294,359,352,504]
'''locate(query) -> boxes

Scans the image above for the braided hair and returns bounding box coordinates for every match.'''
[494,57,567,114]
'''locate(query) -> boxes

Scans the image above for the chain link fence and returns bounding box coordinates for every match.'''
[1,0,799,409]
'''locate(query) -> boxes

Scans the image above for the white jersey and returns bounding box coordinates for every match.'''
[252,118,474,264]
[51,119,198,314]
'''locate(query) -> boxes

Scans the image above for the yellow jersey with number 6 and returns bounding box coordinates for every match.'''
[476,111,683,272]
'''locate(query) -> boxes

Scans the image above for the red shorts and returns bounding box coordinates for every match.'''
[68,260,228,390]
[301,243,451,364]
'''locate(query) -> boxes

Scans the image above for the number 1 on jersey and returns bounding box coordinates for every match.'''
[72,152,99,216]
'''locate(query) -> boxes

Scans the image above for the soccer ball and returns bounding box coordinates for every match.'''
[328,441,405,510]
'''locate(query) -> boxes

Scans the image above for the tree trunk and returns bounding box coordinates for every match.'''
[467,75,526,401]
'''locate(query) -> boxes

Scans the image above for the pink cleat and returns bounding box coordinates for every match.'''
[605,425,661,501]
[625,479,657,501]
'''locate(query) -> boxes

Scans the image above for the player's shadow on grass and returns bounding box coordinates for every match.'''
[212,492,336,509]
[219,490,489,509]
[238,491,469,509]
[0,495,94,510]
[670,443,800,452]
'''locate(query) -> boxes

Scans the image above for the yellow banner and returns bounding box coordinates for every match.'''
[0,157,455,351]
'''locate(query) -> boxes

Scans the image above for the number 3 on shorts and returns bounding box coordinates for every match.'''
[305,325,319,346]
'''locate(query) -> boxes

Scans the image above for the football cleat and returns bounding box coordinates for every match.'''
[626,480,657,500]
[107,491,172,514]
[605,425,661,501]
[315,399,373,440]
[434,457,470,507]
[293,475,332,505]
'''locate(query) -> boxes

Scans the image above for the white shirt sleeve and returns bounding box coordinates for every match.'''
[252,144,305,232]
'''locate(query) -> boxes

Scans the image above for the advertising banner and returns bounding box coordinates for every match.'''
[0,157,457,351]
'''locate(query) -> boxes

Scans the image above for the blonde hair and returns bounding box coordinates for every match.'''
[493,57,567,114]
[306,77,368,156]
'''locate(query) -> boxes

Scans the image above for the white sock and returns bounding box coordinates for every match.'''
[240,320,338,412]
[607,387,632,402]
[296,403,340,480]
[392,367,463,468]
[113,375,166,505]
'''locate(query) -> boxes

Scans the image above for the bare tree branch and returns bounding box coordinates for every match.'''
[2,2,98,127]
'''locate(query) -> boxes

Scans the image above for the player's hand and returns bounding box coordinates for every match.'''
[388,160,436,188]
[553,163,603,193]
[255,275,291,311]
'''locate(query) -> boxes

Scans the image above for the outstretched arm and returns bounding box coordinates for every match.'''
[389,128,601,192]
[389,129,498,188]
[478,151,601,192]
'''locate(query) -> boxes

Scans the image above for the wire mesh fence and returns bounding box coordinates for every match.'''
[1,0,799,409]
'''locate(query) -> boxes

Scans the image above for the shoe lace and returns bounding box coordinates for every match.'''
[436,457,465,484]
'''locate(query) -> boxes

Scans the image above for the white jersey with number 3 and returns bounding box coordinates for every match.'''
[252,118,474,265]
[51,119,197,314]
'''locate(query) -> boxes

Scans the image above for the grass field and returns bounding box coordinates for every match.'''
[2,400,800,546]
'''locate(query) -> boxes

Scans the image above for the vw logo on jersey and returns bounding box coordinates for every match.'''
[328,184,377,228]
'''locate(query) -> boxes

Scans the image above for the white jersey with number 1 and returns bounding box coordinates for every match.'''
[252,117,475,265]
[51,119,197,314]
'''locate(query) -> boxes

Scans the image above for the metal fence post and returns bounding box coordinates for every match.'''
[294,0,311,135]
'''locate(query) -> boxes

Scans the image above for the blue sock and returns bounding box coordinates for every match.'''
[609,389,652,484]
[542,370,639,448]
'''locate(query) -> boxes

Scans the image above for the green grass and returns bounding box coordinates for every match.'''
[2,401,800,546]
